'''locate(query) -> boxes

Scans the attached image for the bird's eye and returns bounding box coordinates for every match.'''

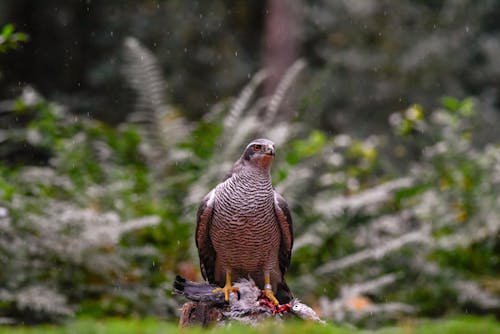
[252,144,262,151]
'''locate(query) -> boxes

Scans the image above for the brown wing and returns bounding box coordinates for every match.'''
[273,191,293,275]
[195,190,216,282]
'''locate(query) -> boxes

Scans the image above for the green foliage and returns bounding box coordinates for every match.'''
[0,1,499,327]
[299,0,500,139]
[283,97,499,323]
[0,93,183,323]
[286,131,327,165]
[441,96,475,118]
[0,45,498,326]
[0,24,28,54]
[0,316,498,334]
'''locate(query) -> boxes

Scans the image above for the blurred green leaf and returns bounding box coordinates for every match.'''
[441,96,475,117]
[287,130,326,165]
[0,24,28,54]
[1,24,14,38]
[441,96,461,112]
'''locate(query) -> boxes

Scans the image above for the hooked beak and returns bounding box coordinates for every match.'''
[264,145,275,157]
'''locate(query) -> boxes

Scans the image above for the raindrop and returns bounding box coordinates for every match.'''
[235,51,238,57]
[465,26,469,33]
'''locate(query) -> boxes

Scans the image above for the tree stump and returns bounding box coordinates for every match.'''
[178,301,223,327]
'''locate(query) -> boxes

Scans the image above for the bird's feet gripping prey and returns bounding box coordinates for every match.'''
[262,287,280,306]
[212,272,239,302]
[261,273,279,305]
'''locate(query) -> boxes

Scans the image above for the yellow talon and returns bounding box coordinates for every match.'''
[212,285,239,302]
[262,288,280,306]
[212,271,238,302]
[263,272,279,305]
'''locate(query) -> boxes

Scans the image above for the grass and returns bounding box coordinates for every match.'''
[0,316,498,334]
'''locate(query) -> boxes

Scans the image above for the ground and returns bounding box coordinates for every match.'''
[0,316,498,334]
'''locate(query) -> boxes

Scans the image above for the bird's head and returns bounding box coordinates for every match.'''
[241,138,275,169]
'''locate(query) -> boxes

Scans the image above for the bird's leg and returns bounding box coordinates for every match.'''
[212,271,239,302]
[262,272,279,306]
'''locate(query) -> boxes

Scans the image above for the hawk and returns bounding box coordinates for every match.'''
[195,138,293,305]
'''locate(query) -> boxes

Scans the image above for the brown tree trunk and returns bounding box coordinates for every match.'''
[262,0,301,120]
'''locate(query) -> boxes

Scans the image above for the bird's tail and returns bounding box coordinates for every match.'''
[173,275,226,304]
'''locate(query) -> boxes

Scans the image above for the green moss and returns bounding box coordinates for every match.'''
[0,316,498,334]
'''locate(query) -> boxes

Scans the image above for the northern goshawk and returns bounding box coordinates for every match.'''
[196,138,293,305]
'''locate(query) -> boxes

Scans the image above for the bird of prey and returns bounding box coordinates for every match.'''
[195,138,293,305]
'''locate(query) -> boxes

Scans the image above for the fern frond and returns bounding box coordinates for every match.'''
[265,59,306,124]
[224,70,267,130]
[122,37,189,172]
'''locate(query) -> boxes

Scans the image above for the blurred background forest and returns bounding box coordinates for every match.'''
[0,0,499,328]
